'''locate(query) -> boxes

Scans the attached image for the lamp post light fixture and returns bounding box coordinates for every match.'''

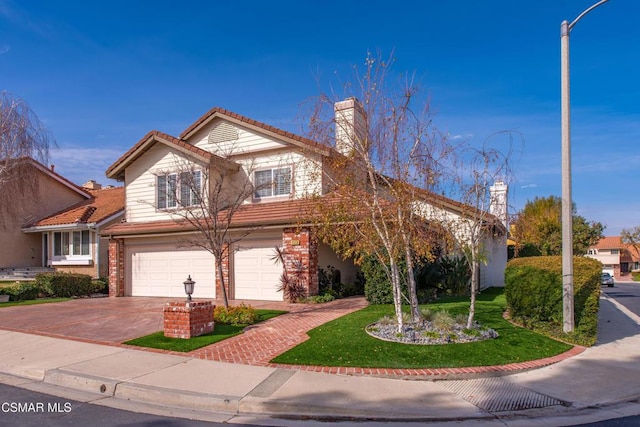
[560,0,608,333]
[183,275,195,302]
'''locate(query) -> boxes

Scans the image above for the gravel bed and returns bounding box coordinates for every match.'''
[365,320,499,345]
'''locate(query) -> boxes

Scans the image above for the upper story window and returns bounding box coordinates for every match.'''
[611,249,619,255]
[157,171,202,209]
[53,230,90,257]
[588,249,597,255]
[254,167,292,199]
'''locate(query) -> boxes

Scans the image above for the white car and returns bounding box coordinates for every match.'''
[601,272,615,287]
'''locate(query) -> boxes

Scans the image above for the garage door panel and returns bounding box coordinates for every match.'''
[128,245,215,298]
[234,242,283,301]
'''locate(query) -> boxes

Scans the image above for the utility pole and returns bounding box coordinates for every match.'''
[560,0,609,333]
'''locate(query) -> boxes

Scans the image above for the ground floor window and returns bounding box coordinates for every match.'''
[52,230,91,260]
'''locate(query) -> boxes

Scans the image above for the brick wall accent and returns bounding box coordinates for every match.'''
[108,238,125,297]
[215,243,231,299]
[282,227,319,298]
[163,301,215,339]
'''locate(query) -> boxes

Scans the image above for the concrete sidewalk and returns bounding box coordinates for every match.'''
[1,293,639,425]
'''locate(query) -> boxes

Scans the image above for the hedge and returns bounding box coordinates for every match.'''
[35,272,94,297]
[505,256,601,346]
[0,282,40,301]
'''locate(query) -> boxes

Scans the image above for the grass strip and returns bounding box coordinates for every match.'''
[0,298,71,308]
[272,288,573,369]
[124,309,287,352]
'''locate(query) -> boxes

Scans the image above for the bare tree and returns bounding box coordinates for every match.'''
[0,92,55,229]
[155,141,281,308]
[622,226,640,260]
[303,51,448,331]
[425,134,514,328]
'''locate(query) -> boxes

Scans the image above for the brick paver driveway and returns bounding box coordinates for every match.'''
[0,296,368,364]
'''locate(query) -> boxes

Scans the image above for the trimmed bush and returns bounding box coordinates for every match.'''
[214,303,258,325]
[0,282,40,301]
[505,256,601,346]
[35,272,93,297]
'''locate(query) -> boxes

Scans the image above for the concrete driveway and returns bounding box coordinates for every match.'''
[0,296,303,344]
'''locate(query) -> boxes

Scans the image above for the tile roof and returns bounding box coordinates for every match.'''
[591,236,623,250]
[30,186,125,228]
[101,198,310,237]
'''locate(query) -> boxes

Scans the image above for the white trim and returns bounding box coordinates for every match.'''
[22,223,91,233]
[50,258,93,266]
[95,211,125,228]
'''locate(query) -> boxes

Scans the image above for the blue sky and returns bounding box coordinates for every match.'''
[1,0,638,235]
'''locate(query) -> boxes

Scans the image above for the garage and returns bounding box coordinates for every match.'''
[234,241,283,301]
[127,244,216,298]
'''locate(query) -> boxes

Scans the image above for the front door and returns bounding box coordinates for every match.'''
[42,233,49,267]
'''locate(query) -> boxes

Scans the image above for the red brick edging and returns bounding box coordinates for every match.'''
[262,345,586,380]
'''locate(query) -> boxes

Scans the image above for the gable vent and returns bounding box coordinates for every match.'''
[208,122,238,144]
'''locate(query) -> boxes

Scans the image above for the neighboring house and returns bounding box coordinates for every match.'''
[103,100,507,301]
[0,158,91,270]
[22,183,125,278]
[586,236,640,278]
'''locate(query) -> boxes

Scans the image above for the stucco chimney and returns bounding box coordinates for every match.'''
[334,97,366,156]
[83,180,102,190]
[489,180,508,228]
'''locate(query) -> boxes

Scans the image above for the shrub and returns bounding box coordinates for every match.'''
[214,303,257,325]
[505,256,601,346]
[632,271,640,281]
[301,293,335,304]
[438,255,471,296]
[35,272,93,297]
[362,256,408,304]
[0,282,40,301]
[91,277,109,294]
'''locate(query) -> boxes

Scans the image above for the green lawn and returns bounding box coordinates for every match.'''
[0,298,71,308]
[271,288,573,369]
[124,309,287,352]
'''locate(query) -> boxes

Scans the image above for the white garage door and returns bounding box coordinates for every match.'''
[128,245,216,298]
[234,242,283,301]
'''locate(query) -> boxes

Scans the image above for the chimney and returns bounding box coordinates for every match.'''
[334,97,366,156]
[489,180,508,228]
[50,164,55,172]
[83,180,102,190]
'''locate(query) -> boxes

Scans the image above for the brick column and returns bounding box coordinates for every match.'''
[163,301,215,339]
[108,238,125,297]
[215,243,231,300]
[282,227,319,298]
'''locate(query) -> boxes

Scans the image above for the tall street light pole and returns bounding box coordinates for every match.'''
[561,0,609,333]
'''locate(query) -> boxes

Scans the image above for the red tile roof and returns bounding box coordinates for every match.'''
[591,236,623,250]
[101,198,309,237]
[30,187,125,228]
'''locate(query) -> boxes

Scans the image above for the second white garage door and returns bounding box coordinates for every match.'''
[234,242,283,301]
[128,245,216,298]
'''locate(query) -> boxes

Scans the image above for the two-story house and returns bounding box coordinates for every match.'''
[586,236,640,278]
[103,99,507,301]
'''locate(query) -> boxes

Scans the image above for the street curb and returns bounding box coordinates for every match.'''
[44,368,119,396]
[113,382,241,414]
